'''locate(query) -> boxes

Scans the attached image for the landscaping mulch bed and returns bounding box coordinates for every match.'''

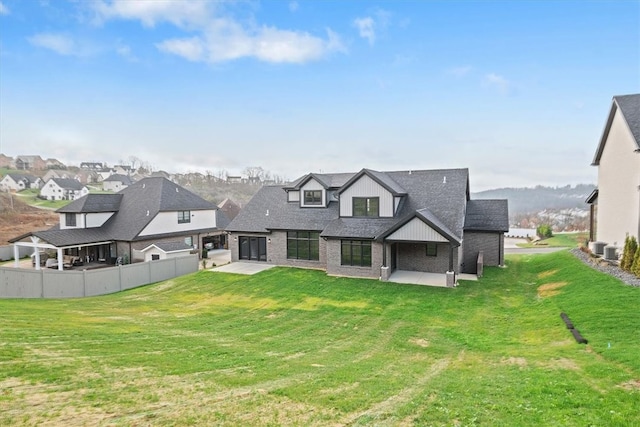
[571,248,640,288]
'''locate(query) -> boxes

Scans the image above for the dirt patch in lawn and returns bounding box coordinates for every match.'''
[409,338,430,348]
[537,282,568,298]
[538,269,559,279]
[618,379,640,391]
[0,194,58,244]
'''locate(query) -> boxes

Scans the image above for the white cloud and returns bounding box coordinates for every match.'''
[353,16,375,45]
[115,43,137,62]
[92,0,211,28]
[289,1,299,12]
[156,37,205,62]
[28,33,76,55]
[448,66,472,77]
[483,73,512,94]
[0,1,9,15]
[94,0,344,64]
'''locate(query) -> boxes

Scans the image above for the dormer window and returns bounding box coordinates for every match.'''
[353,197,379,217]
[304,190,322,205]
[65,213,76,227]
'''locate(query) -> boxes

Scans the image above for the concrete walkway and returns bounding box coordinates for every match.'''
[211,261,276,275]
[388,270,477,287]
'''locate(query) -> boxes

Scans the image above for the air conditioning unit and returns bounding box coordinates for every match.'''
[590,241,606,255]
[603,245,618,261]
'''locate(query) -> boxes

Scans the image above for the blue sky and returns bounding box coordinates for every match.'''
[0,0,638,190]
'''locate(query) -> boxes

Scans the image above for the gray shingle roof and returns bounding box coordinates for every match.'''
[226,168,498,242]
[104,173,134,185]
[593,93,640,165]
[464,200,509,232]
[51,178,85,190]
[57,194,123,213]
[7,173,38,183]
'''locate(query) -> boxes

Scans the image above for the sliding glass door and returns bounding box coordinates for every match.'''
[239,236,267,261]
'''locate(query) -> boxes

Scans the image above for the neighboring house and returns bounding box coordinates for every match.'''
[15,155,46,170]
[113,165,134,175]
[42,169,70,183]
[102,174,134,192]
[45,158,66,169]
[97,168,114,182]
[73,170,98,184]
[226,175,242,184]
[226,168,508,283]
[80,162,104,170]
[0,174,41,192]
[587,94,640,250]
[218,198,242,221]
[0,154,13,168]
[40,178,89,201]
[11,177,226,270]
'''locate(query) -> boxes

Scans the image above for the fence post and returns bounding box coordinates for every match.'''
[119,265,123,291]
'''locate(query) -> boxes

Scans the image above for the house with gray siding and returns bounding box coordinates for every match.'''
[226,168,508,283]
[587,94,640,253]
[10,177,228,270]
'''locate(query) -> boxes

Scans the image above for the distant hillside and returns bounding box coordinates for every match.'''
[472,184,595,215]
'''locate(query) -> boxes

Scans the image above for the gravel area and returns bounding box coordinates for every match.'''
[570,248,640,288]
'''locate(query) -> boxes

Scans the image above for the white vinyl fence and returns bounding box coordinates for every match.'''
[0,255,199,298]
[0,245,31,261]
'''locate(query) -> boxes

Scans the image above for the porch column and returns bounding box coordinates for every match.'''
[448,244,454,272]
[34,248,41,271]
[13,245,20,268]
[57,248,64,271]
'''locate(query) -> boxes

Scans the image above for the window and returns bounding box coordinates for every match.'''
[65,213,76,227]
[341,240,372,267]
[303,190,322,205]
[178,210,191,224]
[287,231,320,260]
[184,236,193,247]
[151,254,160,261]
[426,243,437,257]
[353,197,379,217]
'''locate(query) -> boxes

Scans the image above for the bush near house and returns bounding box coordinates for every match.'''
[620,235,638,272]
[536,224,553,239]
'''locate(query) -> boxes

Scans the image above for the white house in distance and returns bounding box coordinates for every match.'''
[40,178,89,201]
[587,94,640,255]
[102,174,134,192]
[0,173,42,192]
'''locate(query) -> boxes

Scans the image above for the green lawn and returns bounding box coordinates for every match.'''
[517,232,589,248]
[1,251,638,426]
[14,189,70,210]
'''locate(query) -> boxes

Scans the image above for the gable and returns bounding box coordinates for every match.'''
[593,94,640,165]
[339,174,394,217]
[386,217,449,242]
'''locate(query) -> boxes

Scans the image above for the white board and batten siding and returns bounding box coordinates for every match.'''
[300,179,326,207]
[387,217,449,242]
[59,212,116,230]
[288,190,300,202]
[340,175,394,217]
[139,210,217,237]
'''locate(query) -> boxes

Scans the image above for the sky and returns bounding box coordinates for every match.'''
[0,0,638,191]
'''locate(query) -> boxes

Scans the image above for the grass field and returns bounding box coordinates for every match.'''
[1,251,638,426]
[14,189,71,210]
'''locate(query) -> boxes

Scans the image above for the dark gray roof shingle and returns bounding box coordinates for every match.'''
[50,178,85,190]
[593,93,640,165]
[464,200,509,232]
[57,194,123,213]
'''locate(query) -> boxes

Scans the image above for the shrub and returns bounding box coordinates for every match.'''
[536,224,553,239]
[632,245,640,278]
[621,235,637,272]
[202,248,208,259]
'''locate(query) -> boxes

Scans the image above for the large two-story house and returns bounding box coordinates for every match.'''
[11,177,229,270]
[39,178,89,201]
[587,94,640,253]
[226,168,508,284]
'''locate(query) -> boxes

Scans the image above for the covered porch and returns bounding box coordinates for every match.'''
[12,236,116,271]
[388,270,477,287]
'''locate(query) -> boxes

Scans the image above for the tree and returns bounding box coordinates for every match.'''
[621,235,637,272]
[632,245,640,277]
[536,224,553,239]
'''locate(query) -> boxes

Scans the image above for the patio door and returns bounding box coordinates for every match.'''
[239,236,267,261]
[390,243,397,271]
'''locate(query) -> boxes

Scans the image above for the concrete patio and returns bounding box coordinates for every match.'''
[211,261,276,275]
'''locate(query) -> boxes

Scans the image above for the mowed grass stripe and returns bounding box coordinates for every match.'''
[1,251,639,426]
